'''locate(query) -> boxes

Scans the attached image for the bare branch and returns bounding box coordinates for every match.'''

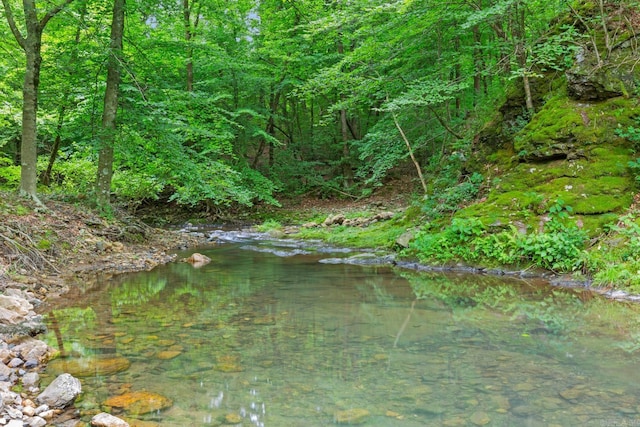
[40,0,75,29]
[1,0,26,49]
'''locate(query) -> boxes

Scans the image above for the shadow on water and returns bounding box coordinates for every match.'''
[41,235,640,426]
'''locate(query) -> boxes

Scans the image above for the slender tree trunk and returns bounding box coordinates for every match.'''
[96,0,125,210]
[21,37,41,199]
[340,107,353,188]
[42,6,84,187]
[1,0,74,205]
[392,113,427,195]
[42,105,66,186]
[183,0,193,92]
[267,90,280,169]
[513,3,534,112]
[336,36,353,189]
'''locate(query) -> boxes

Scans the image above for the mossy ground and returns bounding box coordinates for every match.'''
[458,95,640,236]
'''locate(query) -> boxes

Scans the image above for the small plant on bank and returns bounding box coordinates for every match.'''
[589,215,640,292]
[409,199,587,272]
[255,219,283,233]
[423,172,485,218]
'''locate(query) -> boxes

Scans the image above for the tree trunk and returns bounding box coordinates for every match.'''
[336,35,353,189]
[513,3,534,113]
[340,107,353,188]
[183,0,193,92]
[20,36,41,199]
[96,0,125,211]
[392,113,428,195]
[42,105,66,186]
[2,0,74,205]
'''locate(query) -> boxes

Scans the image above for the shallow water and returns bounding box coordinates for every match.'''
[42,236,640,426]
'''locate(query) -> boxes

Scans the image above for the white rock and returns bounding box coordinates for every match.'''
[27,416,47,427]
[37,409,54,420]
[36,373,82,408]
[91,412,130,427]
[22,405,35,416]
[34,404,49,415]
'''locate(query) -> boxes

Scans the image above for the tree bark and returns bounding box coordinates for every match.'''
[336,35,353,189]
[96,0,125,210]
[21,28,41,200]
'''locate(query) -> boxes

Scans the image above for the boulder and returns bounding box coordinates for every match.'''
[12,339,54,363]
[181,253,211,268]
[323,214,345,226]
[36,373,82,408]
[91,412,130,427]
[395,231,414,248]
[566,45,637,101]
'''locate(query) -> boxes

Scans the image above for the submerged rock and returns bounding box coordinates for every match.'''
[156,350,181,360]
[104,391,172,415]
[469,411,491,425]
[48,356,131,377]
[319,253,395,266]
[92,412,130,427]
[334,408,370,425]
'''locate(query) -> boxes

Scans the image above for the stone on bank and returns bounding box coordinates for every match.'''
[36,373,82,408]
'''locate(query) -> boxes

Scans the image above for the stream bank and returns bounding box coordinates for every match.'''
[0,193,206,426]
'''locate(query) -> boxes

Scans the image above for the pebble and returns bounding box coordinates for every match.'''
[8,358,23,368]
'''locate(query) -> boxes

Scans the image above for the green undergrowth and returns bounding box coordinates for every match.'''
[293,220,408,250]
[587,214,640,293]
[407,200,588,272]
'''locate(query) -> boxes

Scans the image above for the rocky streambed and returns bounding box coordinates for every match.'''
[0,286,122,427]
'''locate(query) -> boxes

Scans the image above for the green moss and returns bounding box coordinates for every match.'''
[36,239,52,251]
[293,219,407,250]
[514,95,640,159]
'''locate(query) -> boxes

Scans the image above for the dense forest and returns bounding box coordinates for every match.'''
[2,1,640,287]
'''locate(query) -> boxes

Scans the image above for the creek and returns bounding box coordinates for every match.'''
[41,232,640,426]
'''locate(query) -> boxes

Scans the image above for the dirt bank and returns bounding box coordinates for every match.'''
[0,195,204,302]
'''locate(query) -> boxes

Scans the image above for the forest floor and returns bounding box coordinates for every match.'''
[0,193,205,304]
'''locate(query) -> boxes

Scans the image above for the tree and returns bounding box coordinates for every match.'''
[95,0,125,210]
[1,0,75,204]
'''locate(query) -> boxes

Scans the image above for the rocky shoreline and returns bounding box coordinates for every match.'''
[0,202,205,427]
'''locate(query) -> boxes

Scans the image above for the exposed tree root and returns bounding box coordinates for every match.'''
[0,224,59,274]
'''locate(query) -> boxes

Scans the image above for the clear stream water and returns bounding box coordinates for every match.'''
[41,233,640,426]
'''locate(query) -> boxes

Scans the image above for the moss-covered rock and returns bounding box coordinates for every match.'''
[514,95,638,161]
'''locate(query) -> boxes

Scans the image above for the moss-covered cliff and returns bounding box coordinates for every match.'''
[460,16,640,237]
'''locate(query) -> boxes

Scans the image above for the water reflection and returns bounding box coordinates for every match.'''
[41,240,640,426]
